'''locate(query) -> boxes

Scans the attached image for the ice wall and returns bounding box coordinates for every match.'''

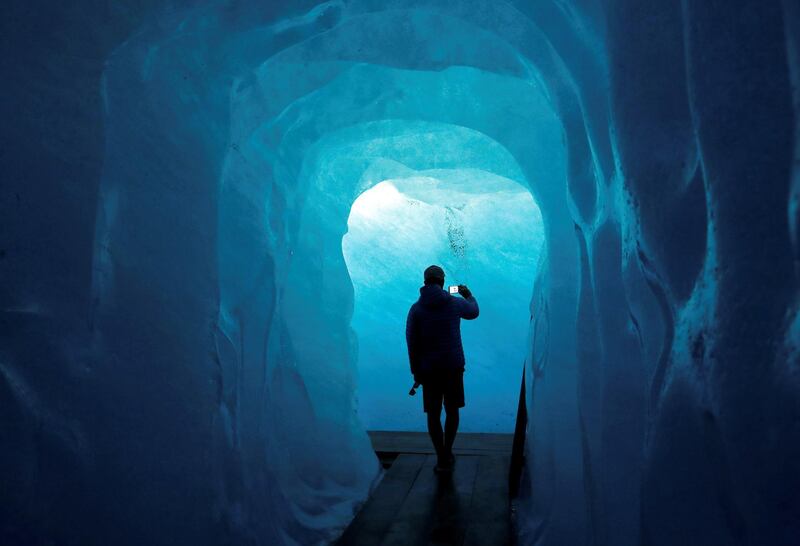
[1,1,798,545]
[343,175,544,432]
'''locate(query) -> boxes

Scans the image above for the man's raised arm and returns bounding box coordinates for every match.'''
[457,285,479,320]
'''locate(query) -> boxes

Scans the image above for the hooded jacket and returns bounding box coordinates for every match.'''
[405,284,480,376]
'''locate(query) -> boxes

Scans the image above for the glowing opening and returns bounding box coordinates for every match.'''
[343,172,545,432]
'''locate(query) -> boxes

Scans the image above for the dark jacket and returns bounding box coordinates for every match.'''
[405,284,479,377]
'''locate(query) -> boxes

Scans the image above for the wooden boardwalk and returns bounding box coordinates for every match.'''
[336,431,513,546]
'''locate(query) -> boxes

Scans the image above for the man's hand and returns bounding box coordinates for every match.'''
[458,284,473,299]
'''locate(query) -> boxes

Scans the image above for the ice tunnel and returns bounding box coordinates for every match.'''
[1,1,798,545]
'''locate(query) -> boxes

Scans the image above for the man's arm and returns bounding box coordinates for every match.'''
[406,306,421,379]
[457,285,479,320]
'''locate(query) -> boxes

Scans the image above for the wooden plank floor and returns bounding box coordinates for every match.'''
[368,431,513,456]
[337,432,512,546]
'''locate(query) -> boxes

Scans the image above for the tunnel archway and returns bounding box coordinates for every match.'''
[90,2,599,543]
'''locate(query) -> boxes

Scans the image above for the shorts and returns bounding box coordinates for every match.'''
[421,369,465,413]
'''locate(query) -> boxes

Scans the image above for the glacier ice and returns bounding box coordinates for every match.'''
[1,0,798,545]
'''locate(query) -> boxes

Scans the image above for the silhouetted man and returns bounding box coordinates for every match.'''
[406,265,479,473]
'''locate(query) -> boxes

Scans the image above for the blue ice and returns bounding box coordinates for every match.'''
[1,1,798,545]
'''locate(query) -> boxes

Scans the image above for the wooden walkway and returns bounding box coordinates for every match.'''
[336,431,513,546]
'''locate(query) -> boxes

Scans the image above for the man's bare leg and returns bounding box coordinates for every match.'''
[427,406,444,456]
[444,406,459,464]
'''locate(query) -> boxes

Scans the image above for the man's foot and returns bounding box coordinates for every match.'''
[434,454,453,473]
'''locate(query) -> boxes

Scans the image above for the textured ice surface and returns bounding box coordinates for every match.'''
[343,175,543,432]
[1,1,798,545]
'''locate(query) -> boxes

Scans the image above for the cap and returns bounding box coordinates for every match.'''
[424,265,445,283]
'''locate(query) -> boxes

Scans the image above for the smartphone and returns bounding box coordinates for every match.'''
[448,285,459,294]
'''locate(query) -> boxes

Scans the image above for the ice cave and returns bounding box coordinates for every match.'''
[1,1,798,545]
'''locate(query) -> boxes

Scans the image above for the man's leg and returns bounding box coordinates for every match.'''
[426,405,444,457]
[442,369,463,463]
[444,405,459,458]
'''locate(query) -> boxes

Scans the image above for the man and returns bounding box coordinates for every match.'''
[405,265,479,473]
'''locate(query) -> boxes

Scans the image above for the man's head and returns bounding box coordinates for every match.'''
[423,265,445,287]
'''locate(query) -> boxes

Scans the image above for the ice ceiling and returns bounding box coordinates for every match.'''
[1,1,798,545]
[343,175,543,432]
